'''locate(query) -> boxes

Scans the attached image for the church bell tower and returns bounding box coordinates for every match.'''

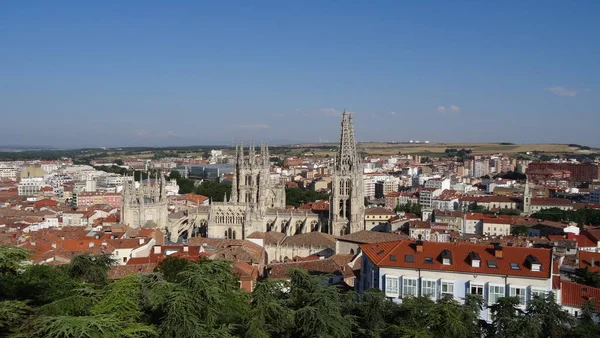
[329,111,365,236]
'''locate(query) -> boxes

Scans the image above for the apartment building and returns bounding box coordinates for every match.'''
[359,240,553,322]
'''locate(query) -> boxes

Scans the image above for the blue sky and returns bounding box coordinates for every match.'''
[1,1,599,148]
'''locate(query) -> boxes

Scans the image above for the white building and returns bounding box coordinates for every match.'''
[0,164,18,180]
[364,176,376,199]
[424,178,451,191]
[18,177,45,196]
[359,240,553,322]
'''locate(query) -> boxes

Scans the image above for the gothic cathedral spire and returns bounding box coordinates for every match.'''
[329,110,365,236]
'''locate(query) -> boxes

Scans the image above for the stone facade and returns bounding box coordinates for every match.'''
[167,143,322,242]
[121,174,168,229]
[330,111,365,236]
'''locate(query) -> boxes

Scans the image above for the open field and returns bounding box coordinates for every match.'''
[278,142,597,157]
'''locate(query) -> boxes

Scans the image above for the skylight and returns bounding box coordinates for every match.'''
[424,257,433,264]
[487,260,498,268]
[390,255,397,261]
[510,263,520,270]
[405,254,415,263]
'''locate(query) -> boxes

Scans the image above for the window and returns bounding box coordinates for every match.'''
[487,260,498,268]
[489,285,505,304]
[403,278,418,296]
[405,254,414,263]
[510,262,520,270]
[510,286,526,305]
[390,255,397,261]
[385,276,399,296]
[470,284,484,296]
[531,289,546,299]
[441,281,454,297]
[422,279,436,299]
[424,257,433,264]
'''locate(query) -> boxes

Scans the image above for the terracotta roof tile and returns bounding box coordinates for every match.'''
[561,280,600,311]
[338,230,408,244]
[360,240,552,278]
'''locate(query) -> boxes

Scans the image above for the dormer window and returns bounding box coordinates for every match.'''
[469,251,481,267]
[441,249,452,265]
[526,255,542,272]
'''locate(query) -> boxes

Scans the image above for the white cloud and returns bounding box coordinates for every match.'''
[272,113,286,117]
[137,130,147,136]
[389,111,397,116]
[295,108,301,113]
[436,105,446,113]
[547,86,577,97]
[237,124,270,129]
[450,105,461,112]
[319,108,341,116]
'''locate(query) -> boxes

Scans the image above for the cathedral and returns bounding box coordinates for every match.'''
[329,111,365,236]
[164,111,364,242]
[121,172,169,228]
[167,143,321,242]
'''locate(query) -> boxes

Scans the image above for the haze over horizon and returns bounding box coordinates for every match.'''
[1,1,599,148]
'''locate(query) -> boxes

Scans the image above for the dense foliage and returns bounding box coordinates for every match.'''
[445,148,472,159]
[285,188,329,208]
[1,246,600,337]
[169,171,232,201]
[395,201,423,217]
[532,207,600,226]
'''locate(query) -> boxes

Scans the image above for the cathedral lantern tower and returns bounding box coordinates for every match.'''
[329,111,365,235]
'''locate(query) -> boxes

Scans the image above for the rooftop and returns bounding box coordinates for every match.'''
[360,240,552,278]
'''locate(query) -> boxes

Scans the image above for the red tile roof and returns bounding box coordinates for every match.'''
[578,251,600,273]
[531,198,573,206]
[561,280,600,311]
[360,240,552,278]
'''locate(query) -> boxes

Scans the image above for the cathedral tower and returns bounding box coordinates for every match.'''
[523,174,531,215]
[330,111,365,235]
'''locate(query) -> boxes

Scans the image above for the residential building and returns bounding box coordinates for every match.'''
[590,189,600,204]
[77,192,122,209]
[424,178,451,191]
[482,216,513,237]
[527,162,600,184]
[529,198,574,213]
[359,240,553,322]
[364,207,396,231]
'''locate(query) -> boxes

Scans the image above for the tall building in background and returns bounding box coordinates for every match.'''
[330,111,365,236]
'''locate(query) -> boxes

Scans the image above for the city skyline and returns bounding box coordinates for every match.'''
[1,1,599,148]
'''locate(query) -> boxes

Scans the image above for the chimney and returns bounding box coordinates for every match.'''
[416,235,424,252]
[51,243,56,249]
[183,245,189,252]
[138,238,145,246]
[592,258,596,267]
[89,242,94,248]
[494,244,503,258]
[153,246,161,254]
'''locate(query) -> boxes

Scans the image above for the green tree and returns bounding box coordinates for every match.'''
[65,254,115,286]
[288,269,354,338]
[526,292,574,338]
[16,264,78,306]
[0,245,30,275]
[245,279,293,338]
[156,256,190,283]
[487,297,528,338]
[0,300,31,336]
